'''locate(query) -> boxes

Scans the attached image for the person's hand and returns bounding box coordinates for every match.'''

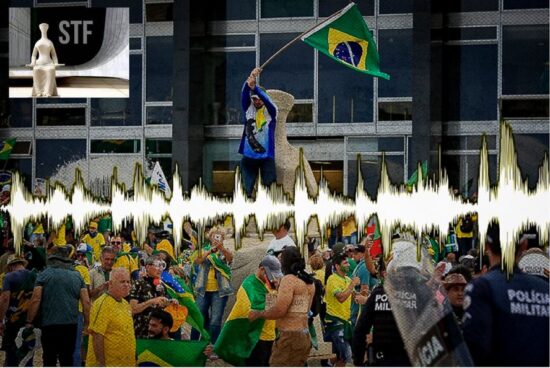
[366,333,373,345]
[250,67,262,78]
[247,76,256,89]
[354,293,368,305]
[351,277,361,287]
[248,310,262,321]
[365,235,374,251]
[204,344,214,358]
[150,296,169,308]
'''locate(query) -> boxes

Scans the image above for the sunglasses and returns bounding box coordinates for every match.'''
[111,241,121,245]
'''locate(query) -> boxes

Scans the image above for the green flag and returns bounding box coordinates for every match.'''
[214,275,270,366]
[407,160,428,188]
[136,339,208,367]
[301,3,389,80]
[0,139,16,160]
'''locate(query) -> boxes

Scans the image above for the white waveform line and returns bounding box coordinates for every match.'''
[1,123,548,271]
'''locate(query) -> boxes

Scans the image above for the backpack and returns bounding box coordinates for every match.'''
[309,278,325,318]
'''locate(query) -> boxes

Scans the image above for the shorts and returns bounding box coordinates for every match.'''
[269,329,312,367]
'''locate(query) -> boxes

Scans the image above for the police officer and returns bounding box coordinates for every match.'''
[462,222,550,366]
[352,257,411,366]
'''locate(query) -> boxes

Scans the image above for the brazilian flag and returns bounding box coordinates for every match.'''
[136,339,209,367]
[0,138,16,160]
[214,274,272,366]
[301,3,389,80]
[161,271,210,340]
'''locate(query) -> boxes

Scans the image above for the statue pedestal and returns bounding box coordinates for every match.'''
[267,90,318,199]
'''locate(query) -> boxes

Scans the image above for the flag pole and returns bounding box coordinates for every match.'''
[259,4,353,70]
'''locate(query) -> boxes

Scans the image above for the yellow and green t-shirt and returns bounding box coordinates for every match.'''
[86,293,136,367]
[81,233,106,263]
[325,273,352,321]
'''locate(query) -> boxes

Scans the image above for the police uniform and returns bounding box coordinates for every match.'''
[352,284,411,366]
[462,265,550,366]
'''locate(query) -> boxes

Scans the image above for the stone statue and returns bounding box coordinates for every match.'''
[267,89,318,199]
[26,23,63,97]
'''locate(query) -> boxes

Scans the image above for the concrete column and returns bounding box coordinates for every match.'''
[172,0,203,190]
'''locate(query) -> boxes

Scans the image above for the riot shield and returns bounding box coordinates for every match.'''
[384,239,473,366]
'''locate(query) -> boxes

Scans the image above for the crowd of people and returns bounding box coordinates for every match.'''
[0,211,547,367]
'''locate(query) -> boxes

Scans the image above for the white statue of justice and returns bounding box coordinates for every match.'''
[26,23,64,97]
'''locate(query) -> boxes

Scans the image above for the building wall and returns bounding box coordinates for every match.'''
[0,0,548,200]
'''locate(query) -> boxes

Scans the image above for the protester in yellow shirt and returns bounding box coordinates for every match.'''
[324,253,360,366]
[110,235,139,280]
[81,222,106,264]
[87,268,135,367]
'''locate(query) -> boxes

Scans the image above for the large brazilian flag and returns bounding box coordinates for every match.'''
[301,3,390,80]
[136,339,209,367]
[214,275,271,366]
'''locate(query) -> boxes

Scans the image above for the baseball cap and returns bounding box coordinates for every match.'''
[77,243,90,254]
[260,255,284,282]
[89,221,98,230]
[7,254,27,266]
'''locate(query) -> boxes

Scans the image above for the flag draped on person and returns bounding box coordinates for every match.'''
[0,138,16,160]
[301,3,389,79]
[214,274,270,366]
[136,339,209,367]
[161,271,210,340]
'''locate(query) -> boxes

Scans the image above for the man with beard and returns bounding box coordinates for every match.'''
[148,309,174,340]
[249,247,315,367]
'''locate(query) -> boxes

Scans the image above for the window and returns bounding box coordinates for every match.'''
[146,139,172,155]
[442,154,498,197]
[36,108,86,126]
[130,38,142,50]
[260,33,314,99]
[35,139,86,179]
[318,54,373,123]
[211,35,256,48]
[443,45,497,121]
[503,25,549,95]
[441,0,498,12]
[378,102,412,121]
[347,137,404,152]
[378,29,412,98]
[207,51,255,125]
[7,99,32,128]
[146,106,172,125]
[310,161,343,194]
[501,98,549,119]
[11,141,32,155]
[379,0,413,14]
[287,103,313,123]
[211,161,239,195]
[146,3,173,22]
[147,36,173,101]
[319,0,373,16]
[515,134,549,189]
[209,0,256,20]
[504,0,549,10]
[261,0,313,18]
[441,135,497,151]
[92,54,142,126]
[348,155,404,198]
[91,139,141,154]
[146,139,172,183]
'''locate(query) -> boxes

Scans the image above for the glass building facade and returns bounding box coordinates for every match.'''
[0,0,548,200]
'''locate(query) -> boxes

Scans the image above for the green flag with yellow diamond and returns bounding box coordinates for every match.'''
[136,339,209,367]
[0,139,16,160]
[301,3,389,80]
